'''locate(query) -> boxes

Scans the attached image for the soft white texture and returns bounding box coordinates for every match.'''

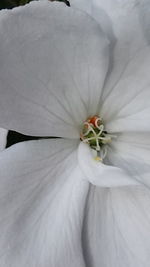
[0,139,89,266]
[0,128,7,151]
[108,132,150,187]
[0,0,109,138]
[138,0,150,44]
[101,46,150,131]
[83,186,150,267]
[0,1,150,267]
[78,142,139,187]
[71,0,147,101]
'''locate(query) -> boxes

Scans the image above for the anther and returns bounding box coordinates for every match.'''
[80,115,116,160]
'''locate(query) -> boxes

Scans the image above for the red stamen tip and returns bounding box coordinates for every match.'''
[88,116,101,127]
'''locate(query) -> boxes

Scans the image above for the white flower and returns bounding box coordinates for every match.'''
[0,1,150,266]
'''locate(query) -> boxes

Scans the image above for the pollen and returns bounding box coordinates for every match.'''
[94,156,102,162]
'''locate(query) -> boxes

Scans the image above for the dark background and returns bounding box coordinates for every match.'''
[0,0,33,9]
[0,0,70,9]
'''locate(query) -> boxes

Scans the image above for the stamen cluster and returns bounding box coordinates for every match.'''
[80,116,115,160]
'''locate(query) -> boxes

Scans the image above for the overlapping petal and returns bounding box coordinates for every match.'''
[72,0,148,102]
[107,132,150,187]
[101,46,150,133]
[83,185,150,267]
[0,1,109,138]
[0,139,89,267]
[0,1,150,267]
[78,142,139,187]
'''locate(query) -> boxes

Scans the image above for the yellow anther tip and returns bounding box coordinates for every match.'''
[94,156,102,162]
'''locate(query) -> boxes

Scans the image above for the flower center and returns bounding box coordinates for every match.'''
[80,116,116,161]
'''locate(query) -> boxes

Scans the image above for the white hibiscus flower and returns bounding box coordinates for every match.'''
[0,1,150,266]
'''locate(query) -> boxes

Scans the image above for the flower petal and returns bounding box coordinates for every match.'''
[72,0,147,102]
[78,142,139,187]
[0,139,89,266]
[83,185,150,267]
[0,128,7,151]
[107,132,150,187]
[101,46,150,133]
[0,1,109,138]
[138,0,150,44]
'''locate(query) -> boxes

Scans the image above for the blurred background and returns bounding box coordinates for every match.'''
[0,0,69,147]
